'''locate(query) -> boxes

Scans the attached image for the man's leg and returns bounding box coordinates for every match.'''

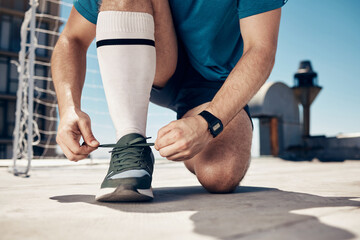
[97,0,177,140]
[182,102,253,193]
[96,0,177,201]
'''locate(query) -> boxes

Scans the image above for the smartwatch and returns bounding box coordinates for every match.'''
[198,110,223,138]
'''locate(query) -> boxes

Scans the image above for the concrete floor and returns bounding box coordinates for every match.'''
[0,157,359,240]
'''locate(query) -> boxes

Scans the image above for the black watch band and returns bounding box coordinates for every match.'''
[198,110,224,138]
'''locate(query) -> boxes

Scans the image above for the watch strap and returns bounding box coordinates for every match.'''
[198,110,223,137]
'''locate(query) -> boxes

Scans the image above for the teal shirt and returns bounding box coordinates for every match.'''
[74,0,287,81]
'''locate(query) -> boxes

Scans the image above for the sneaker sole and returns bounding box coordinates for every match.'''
[95,185,153,202]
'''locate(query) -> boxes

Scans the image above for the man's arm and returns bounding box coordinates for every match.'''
[206,8,281,126]
[155,8,281,160]
[52,7,99,161]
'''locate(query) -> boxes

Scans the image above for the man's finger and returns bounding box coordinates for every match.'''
[62,130,91,155]
[166,146,193,161]
[155,121,177,150]
[78,118,99,148]
[58,140,88,161]
[166,152,187,161]
[157,121,176,139]
[155,129,179,150]
[79,142,98,154]
[158,140,185,158]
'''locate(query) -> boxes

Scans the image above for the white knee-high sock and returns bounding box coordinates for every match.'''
[96,11,156,140]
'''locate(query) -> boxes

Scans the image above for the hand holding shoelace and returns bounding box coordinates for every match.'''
[56,107,100,161]
[154,115,212,161]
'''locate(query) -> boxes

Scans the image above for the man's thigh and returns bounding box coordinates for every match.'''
[151,0,178,88]
[182,102,253,193]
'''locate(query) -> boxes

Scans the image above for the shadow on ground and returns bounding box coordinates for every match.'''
[51,186,360,239]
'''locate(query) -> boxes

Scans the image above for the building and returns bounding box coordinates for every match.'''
[0,0,60,159]
[248,60,360,161]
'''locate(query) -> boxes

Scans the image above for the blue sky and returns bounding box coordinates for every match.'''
[271,0,360,137]
[59,0,360,158]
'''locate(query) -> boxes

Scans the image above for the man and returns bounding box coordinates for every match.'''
[52,0,285,202]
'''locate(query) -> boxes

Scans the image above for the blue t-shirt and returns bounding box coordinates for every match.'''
[74,0,287,81]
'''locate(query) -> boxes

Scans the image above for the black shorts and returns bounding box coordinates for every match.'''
[150,43,252,126]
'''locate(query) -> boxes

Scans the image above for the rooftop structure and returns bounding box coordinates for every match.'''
[249,60,360,161]
[292,60,322,137]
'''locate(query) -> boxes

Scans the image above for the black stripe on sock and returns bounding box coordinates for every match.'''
[96,39,155,48]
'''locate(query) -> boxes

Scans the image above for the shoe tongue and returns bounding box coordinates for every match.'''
[116,133,146,145]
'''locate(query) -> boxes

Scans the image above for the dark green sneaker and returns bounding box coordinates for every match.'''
[95,133,155,202]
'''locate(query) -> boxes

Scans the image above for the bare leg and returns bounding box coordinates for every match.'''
[100,0,153,13]
[182,102,253,193]
[151,0,177,87]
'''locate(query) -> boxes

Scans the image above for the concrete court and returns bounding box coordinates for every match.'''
[0,157,359,240]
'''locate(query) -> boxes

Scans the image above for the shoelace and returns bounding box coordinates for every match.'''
[99,137,154,172]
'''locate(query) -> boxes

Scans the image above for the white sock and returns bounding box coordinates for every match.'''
[96,11,156,141]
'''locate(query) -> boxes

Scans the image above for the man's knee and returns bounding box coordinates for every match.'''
[196,157,250,193]
[100,0,153,14]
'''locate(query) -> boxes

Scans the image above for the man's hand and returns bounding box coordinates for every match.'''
[154,115,212,161]
[56,107,99,161]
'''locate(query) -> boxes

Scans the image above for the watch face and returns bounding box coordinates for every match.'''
[212,123,221,131]
[198,110,223,137]
[211,121,223,136]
